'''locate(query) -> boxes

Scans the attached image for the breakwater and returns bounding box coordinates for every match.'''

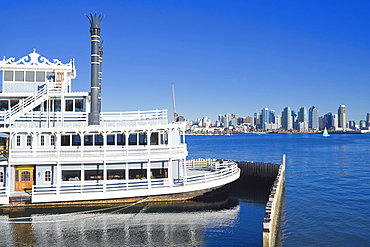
[236,155,286,247]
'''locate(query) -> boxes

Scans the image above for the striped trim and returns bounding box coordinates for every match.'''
[91,35,100,38]
[90,62,100,65]
[90,86,100,89]
[90,39,100,42]
[98,78,102,80]
[98,72,103,74]
[90,54,99,57]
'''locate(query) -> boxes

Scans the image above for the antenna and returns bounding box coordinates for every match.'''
[172,84,178,122]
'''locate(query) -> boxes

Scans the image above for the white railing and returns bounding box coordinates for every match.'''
[10,145,187,159]
[101,109,167,122]
[32,160,239,196]
[4,84,47,122]
[32,179,170,195]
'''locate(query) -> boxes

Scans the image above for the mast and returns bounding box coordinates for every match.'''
[172,84,178,122]
[87,13,103,125]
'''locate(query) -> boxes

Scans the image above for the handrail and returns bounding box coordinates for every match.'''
[4,83,50,123]
[101,109,168,121]
[31,161,240,196]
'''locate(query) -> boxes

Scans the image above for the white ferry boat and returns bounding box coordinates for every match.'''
[0,14,240,205]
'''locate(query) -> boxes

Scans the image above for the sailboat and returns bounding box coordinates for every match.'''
[323,127,330,137]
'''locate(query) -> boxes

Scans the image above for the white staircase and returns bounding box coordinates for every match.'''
[3,84,49,124]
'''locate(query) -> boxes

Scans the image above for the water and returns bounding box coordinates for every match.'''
[1,134,370,246]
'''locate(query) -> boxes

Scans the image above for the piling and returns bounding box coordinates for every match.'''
[262,154,286,247]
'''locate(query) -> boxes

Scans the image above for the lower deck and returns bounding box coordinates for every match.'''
[0,159,240,205]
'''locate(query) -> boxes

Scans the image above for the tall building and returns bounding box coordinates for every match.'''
[261,108,269,129]
[324,112,334,130]
[309,106,319,130]
[254,112,261,129]
[366,113,370,127]
[282,107,292,130]
[338,105,347,130]
[298,107,308,123]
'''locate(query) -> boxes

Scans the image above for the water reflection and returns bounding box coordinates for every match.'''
[1,199,240,247]
[0,177,273,247]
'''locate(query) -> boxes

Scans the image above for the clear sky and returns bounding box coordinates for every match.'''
[1,0,370,122]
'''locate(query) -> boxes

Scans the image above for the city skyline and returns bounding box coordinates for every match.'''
[1,1,370,123]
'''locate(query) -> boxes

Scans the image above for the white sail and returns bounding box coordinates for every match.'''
[323,127,330,137]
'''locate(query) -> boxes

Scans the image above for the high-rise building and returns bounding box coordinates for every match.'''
[282,107,292,130]
[324,112,334,130]
[338,105,347,130]
[254,112,261,129]
[366,113,370,127]
[298,107,308,123]
[309,106,319,130]
[261,108,269,129]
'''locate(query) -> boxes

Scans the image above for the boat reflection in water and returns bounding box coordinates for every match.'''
[0,198,240,247]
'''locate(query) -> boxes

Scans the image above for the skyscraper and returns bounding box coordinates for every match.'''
[261,108,269,129]
[282,107,292,130]
[338,105,347,130]
[298,107,308,123]
[309,106,319,130]
[366,113,370,127]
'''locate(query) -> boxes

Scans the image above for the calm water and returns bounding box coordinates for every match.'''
[1,134,370,246]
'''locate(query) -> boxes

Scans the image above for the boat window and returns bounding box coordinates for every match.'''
[117,134,125,145]
[21,171,30,181]
[84,135,93,146]
[54,100,61,112]
[16,135,21,146]
[95,134,103,145]
[139,133,147,145]
[56,72,64,82]
[129,169,146,179]
[150,168,168,179]
[0,100,8,111]
[65,100,73,111]
[10,100,19,108]
[72,135,81,146]
[15,71,24,82]
[0,171,3,183]
[62,170,81,181]
[26,135,31,146]
[44,170,51,182]
[41,135,45,146]
[26,71,34,82]
[107,169,125,180]
[43,101,52,112]
[51,135,55,146]
[160,133,168,145]
[107,135,115,145]
[129,134,137,145]
[4,71,13,81]
[36,71,45,82]
[75,99,84,112]
[84,170,103,180]
[61,135,71,146]
[46,72,55,82]
[150,132,159,145]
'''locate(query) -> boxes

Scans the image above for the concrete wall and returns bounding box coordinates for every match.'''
[262,155,286,247]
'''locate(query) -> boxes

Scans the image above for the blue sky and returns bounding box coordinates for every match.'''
[1,0,370,122]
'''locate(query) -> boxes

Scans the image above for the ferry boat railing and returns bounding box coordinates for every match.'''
[32,178,171,195]
[31,162,239,195]
[10,145,187,159]
[101,109,168,122]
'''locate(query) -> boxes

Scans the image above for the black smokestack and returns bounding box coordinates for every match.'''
[87,13,103,125]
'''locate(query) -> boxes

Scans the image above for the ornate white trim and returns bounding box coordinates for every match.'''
[0,49,74,70]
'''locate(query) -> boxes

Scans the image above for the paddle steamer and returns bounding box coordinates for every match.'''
[0,14,240,205]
